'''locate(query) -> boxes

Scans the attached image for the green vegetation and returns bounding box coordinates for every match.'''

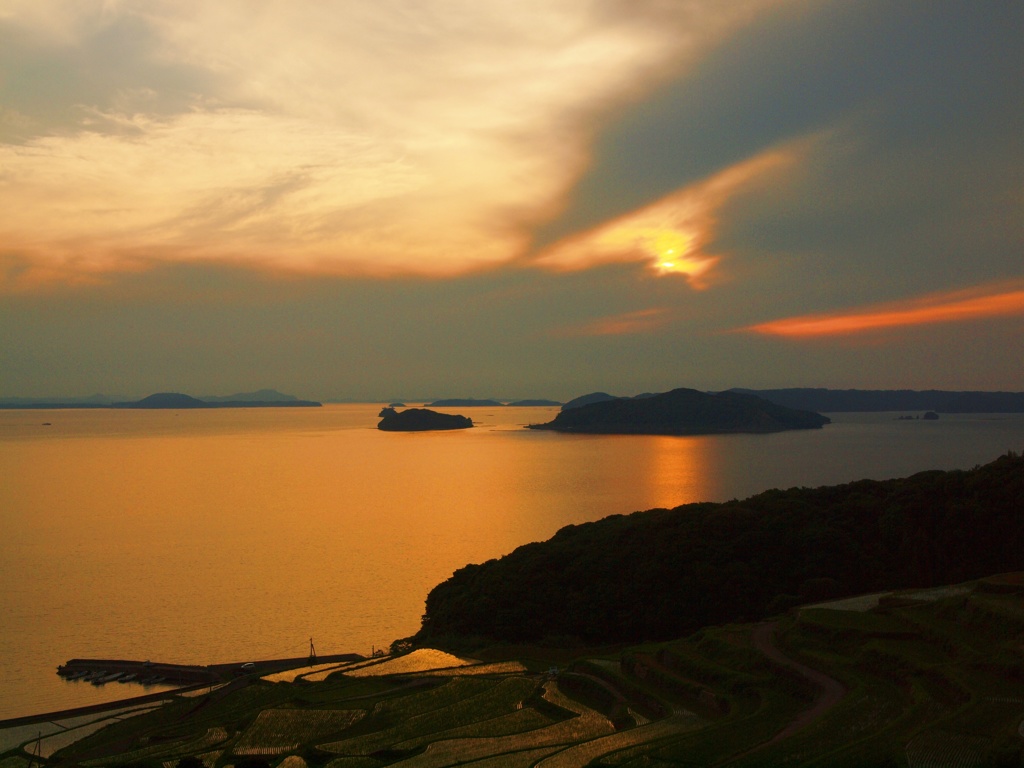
[4,576,1023,766]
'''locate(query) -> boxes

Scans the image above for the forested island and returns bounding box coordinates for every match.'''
[413,451,1024,647]
[377,407,473,431]
[529,387,829,435]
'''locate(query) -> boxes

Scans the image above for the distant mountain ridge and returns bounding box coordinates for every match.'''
[116,393,209,409]
[200,388,301,403]
[0,389,320,409]
[0,394,122,408]
[732,388,1024,413]
[423,397,563,407]
[114,391,321,409]
[428,398,505,407]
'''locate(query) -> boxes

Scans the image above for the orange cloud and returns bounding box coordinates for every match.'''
[532,144,798,287]
[745,283,1024,338]
[0,2,772,293]
[551,308,669,337]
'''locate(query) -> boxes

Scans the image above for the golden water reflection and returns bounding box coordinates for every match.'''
[0,405,721,719]
[3,405,1020,719]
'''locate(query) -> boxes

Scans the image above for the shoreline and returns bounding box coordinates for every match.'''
[0,653,363,729]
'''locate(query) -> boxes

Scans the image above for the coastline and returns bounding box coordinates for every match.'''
[0,653,363,728]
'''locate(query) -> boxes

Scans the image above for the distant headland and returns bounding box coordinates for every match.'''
[557,388,1024,414]
[730,388,1024,413]
[0,389,321,409]
[529,388,829,435]
[427,398,505,407]
[418,398,563,407]
[115,392,322,409]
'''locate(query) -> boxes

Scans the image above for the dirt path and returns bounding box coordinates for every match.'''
[722,622,846,764]
[754,622,845,740]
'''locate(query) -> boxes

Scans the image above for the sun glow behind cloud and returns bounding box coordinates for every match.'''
[532,145,797,286]
[0,0,768,291]
[745,283,1024,338]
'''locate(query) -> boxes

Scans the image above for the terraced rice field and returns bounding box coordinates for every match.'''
[532,709,704,768]
[901,585,974,602]
[7,575,1022,767]
[320,677,540,756]
[324,758,399,768]
[905,729,992,767]
[411,661,527,677]
[382,682,615,768]
[161,749,221,768]
[178,684,230,698]
[298,659,389,683]
[445,745,563,767]
[2,705,165,760]
[82,727,229,766]
[391,708,553,748]
[342,650,477,677]
[805,592,888,612]
[261,664,355,684]
[235,710,365,755]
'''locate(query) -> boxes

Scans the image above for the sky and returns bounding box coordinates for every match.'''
[1,0,1021,402]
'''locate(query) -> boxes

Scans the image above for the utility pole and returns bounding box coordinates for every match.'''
[28,731,40,768]
[309,637,317,664]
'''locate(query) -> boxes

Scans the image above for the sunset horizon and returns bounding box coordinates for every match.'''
[2,0,1021,400]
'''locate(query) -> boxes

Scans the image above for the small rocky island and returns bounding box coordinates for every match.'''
[528,387,829,435]
[377,407,473,432]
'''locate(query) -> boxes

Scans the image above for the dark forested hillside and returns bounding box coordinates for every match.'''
[414,452,1024,647]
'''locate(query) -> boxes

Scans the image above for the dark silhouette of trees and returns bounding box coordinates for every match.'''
[414,452,1024,647]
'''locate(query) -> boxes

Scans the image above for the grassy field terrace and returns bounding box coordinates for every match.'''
[3,574,1023,767]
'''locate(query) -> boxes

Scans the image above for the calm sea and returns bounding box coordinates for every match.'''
[1,404,1022,720]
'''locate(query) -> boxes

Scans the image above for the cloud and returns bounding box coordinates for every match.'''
[743,282,1024,338]
[0,1,766,290]
[531,142,799,286]
[534,1,1024,285]
[551,307,670,338]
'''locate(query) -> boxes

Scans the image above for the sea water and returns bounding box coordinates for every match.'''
[1,404,1021,720]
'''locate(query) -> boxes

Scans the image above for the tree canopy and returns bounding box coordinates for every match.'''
[414,452,1024,646]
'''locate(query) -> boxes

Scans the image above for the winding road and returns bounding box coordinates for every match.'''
[727,621,846,762]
